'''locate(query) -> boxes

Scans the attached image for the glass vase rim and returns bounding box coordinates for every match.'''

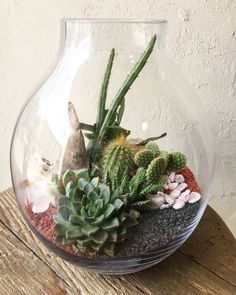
[62,18,168,24]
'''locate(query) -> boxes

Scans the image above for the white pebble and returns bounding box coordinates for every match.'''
[149,194,165,207]
[165,195,175,205]
[170,189,181,198]
[188,192,201,203]
[175,174,185,183]
[168,182,179,190]
[177,182,188,192]
[163,183,169,190]
[32,201,50,214]
[173,199,185,210]
[178,189,190,202]
[169,172,175,182]
[160,203,172,209]
[157,191,165,196]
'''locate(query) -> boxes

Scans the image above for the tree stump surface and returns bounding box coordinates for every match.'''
[0,188,235,295]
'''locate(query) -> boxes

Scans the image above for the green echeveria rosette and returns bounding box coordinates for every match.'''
[53,169,138,257]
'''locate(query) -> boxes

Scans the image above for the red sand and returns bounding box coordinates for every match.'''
[24,166,200,256]
[24,202,79,254]
[179,167,201,193]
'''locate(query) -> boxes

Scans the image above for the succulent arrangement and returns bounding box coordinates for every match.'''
[50,34,188,257]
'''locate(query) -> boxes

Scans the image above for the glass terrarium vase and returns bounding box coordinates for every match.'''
[10,19,214,274]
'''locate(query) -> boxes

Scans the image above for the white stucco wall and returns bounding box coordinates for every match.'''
[0,0,235,235]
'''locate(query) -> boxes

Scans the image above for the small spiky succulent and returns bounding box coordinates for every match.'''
[117,168,168,211]
[145,141,161,157]
[134,149,154,168]
[54,169,138,256]
[102,136,134,189]
[167,152,187,172]
[139,175,168,195]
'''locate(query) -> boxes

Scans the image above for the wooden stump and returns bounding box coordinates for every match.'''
[0,188,235,295]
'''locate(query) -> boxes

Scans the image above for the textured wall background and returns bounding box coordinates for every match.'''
[0,0,235,235]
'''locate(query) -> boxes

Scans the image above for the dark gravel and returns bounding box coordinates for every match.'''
[116,201,200,257]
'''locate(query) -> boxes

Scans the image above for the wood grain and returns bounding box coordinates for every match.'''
[0,188,235,295]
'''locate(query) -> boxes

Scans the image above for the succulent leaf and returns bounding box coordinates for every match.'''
[101,217,119,230]
[81,224,100,236]
[63,169,76,186]
[91,230,108,244]
[104,204,115,218]
[66,226,84,239]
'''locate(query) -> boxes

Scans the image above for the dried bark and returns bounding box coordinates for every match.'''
[60,102,88,175]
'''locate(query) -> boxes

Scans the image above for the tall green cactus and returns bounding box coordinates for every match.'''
[102,136,134,189]
[80,35,157,168]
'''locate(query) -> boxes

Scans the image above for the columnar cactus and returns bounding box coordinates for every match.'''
[102,136,134,189]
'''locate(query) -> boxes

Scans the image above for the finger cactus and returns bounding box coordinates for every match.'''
[54,171,138,257]
[102,135,134,189]
[167,152,187,172]
[159,150,170,165]
[145,142,161,157]
[129,167,146,194]
[146,157,166,182]
[134,149,154,168]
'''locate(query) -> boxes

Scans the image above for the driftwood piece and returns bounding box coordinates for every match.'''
[60,102,88,175]
[0,188,236,295]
